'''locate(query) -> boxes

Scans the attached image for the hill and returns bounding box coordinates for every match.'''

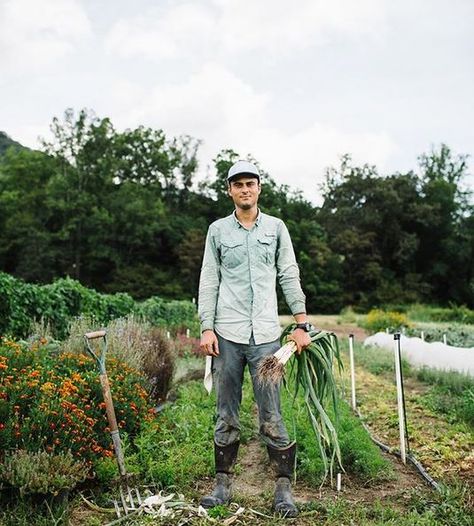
[0,131,27,155]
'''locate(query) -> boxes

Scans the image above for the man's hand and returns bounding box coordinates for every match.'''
[200,330,220,356]
[288,328,311,354]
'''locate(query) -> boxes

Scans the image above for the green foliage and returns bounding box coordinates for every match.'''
[137,296,199,334]
[407,303,474,324]
[0,272,198,340]
[207,505,230,519]
[413,368,474,427]
[1,111,473,315]
[318,147,474,309]
[362,309,411,334]
[0,450,88,496]
[0,131,26,156]
[406,322,474,347]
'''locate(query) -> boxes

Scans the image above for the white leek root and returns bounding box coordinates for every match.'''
[257,340,297,385]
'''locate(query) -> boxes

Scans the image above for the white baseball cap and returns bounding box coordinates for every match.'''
[227,160,260,182]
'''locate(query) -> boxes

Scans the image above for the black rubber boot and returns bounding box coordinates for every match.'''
[200,441,239,509]
[267,442,298,518]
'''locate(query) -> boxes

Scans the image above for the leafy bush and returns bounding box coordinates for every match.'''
[0,450,88,496]
[406,322,474,348]
[338,306,358,324]
[406,303,474,324]
[137,296,199,335]
[0,272,198,340]
[414,367,474,427]
[362,309,411,334]
[0,337,153,468]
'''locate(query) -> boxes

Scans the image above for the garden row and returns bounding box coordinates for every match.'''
[0,272,199,339]
[359,308,474,347]
[0,315,201,502]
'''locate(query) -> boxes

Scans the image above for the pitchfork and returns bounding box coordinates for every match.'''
[84,330,142,517]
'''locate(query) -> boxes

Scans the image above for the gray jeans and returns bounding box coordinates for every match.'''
[212,332,290,449]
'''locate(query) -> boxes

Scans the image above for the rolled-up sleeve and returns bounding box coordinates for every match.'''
[198,226,221,333]
[276,221,306,315]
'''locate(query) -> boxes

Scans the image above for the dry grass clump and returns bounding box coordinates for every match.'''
[62,315,175,402]
[106,317,175,402]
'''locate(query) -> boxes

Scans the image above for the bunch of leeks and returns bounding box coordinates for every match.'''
[257,323,343,481]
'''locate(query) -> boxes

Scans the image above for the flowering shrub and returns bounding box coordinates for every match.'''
[362,309,411,334]
[0,337,154,469]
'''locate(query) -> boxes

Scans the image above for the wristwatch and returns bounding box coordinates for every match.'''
[296,322,312,332]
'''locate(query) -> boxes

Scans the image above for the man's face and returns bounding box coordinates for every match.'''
[228,176,261,210]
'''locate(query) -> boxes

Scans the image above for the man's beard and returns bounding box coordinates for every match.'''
[239,202,252,210]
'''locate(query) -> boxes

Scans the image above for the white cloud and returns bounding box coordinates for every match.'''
[246,124,397,201]
[115,62,396,202]
[216,0,386,54]
[0,0,92,72]
[105,0,387,60]
[105,3,216,60]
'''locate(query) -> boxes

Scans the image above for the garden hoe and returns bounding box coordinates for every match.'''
[84,330,142,517]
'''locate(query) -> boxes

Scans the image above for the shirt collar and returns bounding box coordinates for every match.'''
[232,208,262,228]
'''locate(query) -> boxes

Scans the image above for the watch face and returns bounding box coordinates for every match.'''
[298,322,311,332]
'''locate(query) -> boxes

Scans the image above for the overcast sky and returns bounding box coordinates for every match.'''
[1,0,473,203]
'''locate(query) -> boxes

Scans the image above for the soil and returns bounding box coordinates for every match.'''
[279,314,368,342]
[197,434,429,521]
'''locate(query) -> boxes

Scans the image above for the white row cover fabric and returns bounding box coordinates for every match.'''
[364,332,474,376]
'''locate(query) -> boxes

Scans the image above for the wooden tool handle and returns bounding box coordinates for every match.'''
[84,330,106,340]
[99,374,119,433]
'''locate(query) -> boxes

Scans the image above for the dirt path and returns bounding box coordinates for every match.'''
[197,433,429,523]
[279,314,368,341]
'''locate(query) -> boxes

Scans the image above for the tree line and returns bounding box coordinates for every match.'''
[0,109,472,312]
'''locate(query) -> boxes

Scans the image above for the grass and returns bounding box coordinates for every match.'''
[0,496,70,526]
[343,340,474,481]
[2,347,473,526]
[129,373,256,489]
[349,339,474,428]
[280,377,392,485]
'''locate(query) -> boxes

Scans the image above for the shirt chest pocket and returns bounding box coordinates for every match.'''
[257,232,277,265]
[220,237,245,269]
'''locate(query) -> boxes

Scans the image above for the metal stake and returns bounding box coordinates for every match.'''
[349,334,356,410]
[394,333,406,464]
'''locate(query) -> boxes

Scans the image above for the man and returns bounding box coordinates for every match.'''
[198,160,312,518]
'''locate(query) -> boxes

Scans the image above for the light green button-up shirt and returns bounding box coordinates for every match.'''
[198,210,306,345]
